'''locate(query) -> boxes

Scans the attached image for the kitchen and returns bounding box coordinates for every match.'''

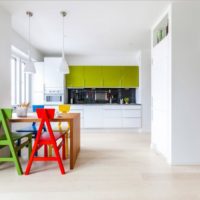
[1,1,200,200]
[32,58,142,129]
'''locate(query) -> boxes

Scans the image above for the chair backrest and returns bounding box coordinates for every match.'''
[32,105,44,112]
[36,108,55,134]
[58,104,71,113]
[36,108,55,119]
[0,108,13,139]
[0,108,12,121]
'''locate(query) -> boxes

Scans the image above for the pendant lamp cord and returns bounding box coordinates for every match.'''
[62,14,65,58]
[28,14,31,61]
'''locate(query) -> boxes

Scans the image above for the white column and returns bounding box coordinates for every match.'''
[139,50,151,133]
[0,7,11,107]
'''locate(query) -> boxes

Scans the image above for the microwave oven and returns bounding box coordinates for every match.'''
[44,89,64,105]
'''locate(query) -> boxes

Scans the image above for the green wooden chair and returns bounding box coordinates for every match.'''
[0,108,32,175]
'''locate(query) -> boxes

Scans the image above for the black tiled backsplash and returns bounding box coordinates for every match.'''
[67,88,136,104]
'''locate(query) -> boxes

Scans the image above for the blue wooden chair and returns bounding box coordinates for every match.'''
[16,105,46,156]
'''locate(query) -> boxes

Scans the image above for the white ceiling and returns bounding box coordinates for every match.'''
[0,1,170,56]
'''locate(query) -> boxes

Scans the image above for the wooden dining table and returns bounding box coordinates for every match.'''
[10,113,80,170]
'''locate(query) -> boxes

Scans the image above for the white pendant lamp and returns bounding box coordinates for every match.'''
[24,11,36,74]
[59,11,70,74]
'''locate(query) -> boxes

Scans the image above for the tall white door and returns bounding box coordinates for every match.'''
[151,36,171,159]
[32,62,44,104]
[44,57,64,89]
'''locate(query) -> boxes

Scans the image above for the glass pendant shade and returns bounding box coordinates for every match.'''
[59,56,70,74]
[24,59,36,74]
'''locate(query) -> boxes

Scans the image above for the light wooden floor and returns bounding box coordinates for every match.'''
[1,130,200,200]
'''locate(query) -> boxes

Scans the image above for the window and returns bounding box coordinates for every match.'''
[11,56,31,106]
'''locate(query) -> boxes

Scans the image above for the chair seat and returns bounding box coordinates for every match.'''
[0,132,32,142]
[39,131,66,143]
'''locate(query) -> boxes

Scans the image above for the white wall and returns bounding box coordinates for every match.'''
[66,54,139,66]
[0,7,11,107]
[12,30,44,61]
[171,2,200,164]
[0,7,11,156]
[0,7,43,108]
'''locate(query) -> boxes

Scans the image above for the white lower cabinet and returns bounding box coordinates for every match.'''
[83,106,103,128]
[104,118,122,128]
[122,109,141,118]
[122,118,141,128]
[70,105,84,128]
[103,108,121,118]
[103,107,122,128]
[70,105,141,129]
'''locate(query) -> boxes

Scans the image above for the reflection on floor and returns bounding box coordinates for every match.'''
[1,130,200,200]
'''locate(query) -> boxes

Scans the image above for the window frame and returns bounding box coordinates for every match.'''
[11,55,32,106]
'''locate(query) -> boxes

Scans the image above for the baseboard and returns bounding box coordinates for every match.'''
[169,160,200,165]
[81,128,144,134]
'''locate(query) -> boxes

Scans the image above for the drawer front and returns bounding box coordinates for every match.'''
[122,109,141,118]
[122,118,141,128]
[103,118,122,128]
[84,119,103,128]
[121,105,141,110]
[103,105,121,109]
[84,107,103,128]
[103,109,121,118]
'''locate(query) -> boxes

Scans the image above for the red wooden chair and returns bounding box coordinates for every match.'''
[25,108,66,175]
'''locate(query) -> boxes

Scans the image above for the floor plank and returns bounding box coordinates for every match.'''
[0,130,200,200]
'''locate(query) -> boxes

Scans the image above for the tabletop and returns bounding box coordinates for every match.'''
[10,113,80,123]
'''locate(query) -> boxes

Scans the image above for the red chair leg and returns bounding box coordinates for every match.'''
[25,121,44,175]
[51,140,65,174]
[25,140,39,175]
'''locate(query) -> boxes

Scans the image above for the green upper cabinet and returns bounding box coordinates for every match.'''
[103,66,122,87]
[66,66,139,88]
[121,66,139,88]
[66,66,84,88]
[84,66,103,88]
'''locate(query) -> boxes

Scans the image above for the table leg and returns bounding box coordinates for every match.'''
[70,115,80,169]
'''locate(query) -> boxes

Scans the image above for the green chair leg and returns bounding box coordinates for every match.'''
[8,143,23,175]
